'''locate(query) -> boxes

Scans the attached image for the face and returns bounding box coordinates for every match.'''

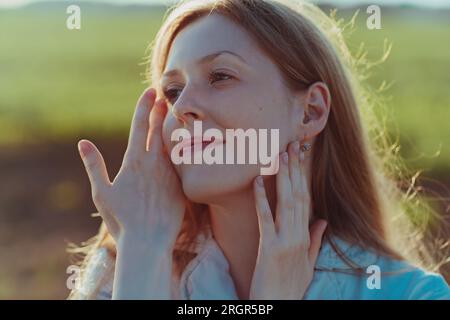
[160,14,301,204]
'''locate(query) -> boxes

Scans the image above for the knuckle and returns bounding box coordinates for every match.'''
[84,156,97,171]
[280,237,309,252]
[293,190,309,202]
[135,108,147,125]
[137,118,148,131]
[127,157,143,172]
[151,120,163,130]
[292,190,303,201]
[282,197,295,210]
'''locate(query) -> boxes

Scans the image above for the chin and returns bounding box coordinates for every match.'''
[179,164,255,204]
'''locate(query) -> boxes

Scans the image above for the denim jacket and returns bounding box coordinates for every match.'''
[68,228,450,300]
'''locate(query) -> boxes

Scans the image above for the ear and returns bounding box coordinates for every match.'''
[300,82,331,138]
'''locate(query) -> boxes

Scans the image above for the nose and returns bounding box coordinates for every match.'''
[171,88,205,126]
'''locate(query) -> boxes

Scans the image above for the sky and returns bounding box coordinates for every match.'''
[1,0,450,8]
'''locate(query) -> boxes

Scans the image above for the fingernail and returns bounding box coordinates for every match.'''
[293,141,300,153]
[145,88,155,97]
[256,176,264,187]
[282,152,289,164]
[77,141,84,158]
[78,140,90,158]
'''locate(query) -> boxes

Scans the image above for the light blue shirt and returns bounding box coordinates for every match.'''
[305,237,450,299]
[175,231,450,300]
[70,229,450,300]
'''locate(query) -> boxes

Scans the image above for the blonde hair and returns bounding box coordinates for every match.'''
[68,0,449,298]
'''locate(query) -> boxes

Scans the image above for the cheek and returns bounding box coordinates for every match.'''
[257,92,292,131]
[209,83,265,124]
[230,84,288,128]
[209,93,247,127]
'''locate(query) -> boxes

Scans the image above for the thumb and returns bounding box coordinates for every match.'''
[78,140,111,201]
[308,219,328,264]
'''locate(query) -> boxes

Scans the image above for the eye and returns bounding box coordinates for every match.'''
[209,71,234,84]
[162,72,234,105]
[162,87,182,105]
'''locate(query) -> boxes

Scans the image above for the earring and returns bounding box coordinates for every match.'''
[300,142,312,152]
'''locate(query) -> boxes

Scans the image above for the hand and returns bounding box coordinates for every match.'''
[249,141,328,300]
[77,88,186,250]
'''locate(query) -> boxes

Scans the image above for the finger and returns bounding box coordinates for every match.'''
[78,139,111,199]
[253,176,276,241]
[288,141,302,229]
[147,98,168,156]
[308,220,328,264]
[298,147,312,236]
[275,152,293,235]
[288,141,301,196]
[125,88,156,161]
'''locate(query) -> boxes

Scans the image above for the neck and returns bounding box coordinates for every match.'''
[207,176,277,300]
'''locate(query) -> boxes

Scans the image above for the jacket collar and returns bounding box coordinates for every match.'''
[314,236,380,271]
[185,227,380,271]
[178,229,382,299]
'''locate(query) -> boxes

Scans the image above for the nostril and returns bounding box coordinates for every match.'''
[186,112,198,119]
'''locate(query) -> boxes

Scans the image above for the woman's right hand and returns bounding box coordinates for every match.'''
[77,88,186,251]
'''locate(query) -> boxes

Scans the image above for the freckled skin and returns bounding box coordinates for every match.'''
[161,14,299,204]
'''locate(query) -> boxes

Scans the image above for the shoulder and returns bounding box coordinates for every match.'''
[376,257,450,300]
[305,237,450,300]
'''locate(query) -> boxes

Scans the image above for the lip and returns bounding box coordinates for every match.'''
[178,136,226,156]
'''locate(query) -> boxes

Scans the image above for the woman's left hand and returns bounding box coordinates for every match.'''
[249,141,328,300]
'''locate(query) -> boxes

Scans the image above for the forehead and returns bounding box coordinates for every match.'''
[165,14,261,70]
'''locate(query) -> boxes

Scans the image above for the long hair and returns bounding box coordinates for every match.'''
[68,0,449,298]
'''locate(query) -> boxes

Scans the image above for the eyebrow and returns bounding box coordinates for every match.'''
[161,50,247,79]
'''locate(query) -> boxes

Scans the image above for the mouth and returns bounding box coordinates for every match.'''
[180,136,225,157]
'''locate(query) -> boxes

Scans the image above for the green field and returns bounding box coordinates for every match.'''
[0,4,166,143]
[0,2,450,299]
[1,4,449,172]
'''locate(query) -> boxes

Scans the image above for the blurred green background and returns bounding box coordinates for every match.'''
[0,1,449,299]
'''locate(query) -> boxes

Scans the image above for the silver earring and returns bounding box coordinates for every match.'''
[300,142,312,152]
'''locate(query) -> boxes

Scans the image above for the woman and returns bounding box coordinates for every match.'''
[68,0,450,299]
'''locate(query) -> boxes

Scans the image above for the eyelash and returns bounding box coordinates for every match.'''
[163,71,234,104]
